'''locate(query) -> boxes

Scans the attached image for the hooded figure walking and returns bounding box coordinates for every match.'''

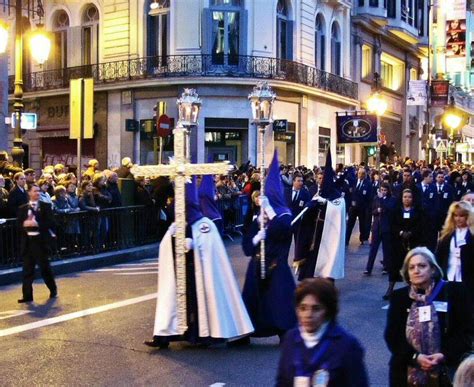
[293,150,346,281]
[232,151,297,345]
[145,177,253,348]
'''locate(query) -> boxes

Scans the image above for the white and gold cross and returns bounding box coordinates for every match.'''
[131,126,231,334]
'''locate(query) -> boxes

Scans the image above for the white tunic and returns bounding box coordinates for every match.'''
[314,198,346,280]
[153,217,254,339]
[447,227,468,282]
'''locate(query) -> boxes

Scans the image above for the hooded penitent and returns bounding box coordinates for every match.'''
[198,175,222,221]
[185,177,204,225]
[264,150,291,217]
[320,149,341,201]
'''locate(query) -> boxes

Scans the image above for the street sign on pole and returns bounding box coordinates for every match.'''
[436,140,448,153]
[157,114,172,138]
[70,78,94,181]
[11,112,37,130]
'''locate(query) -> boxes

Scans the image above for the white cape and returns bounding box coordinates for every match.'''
[314,198,346,279]
[153,217,254,338]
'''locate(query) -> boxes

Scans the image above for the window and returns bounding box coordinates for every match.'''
[82,4,99,66]
[381,52,404,91]
[387,0,396,18]
[331,22,341,76]
[51,10,69,70]
[204,0,244,65]
[147,0,169,66]
[276,0,292,60]
[336,145,345,164]
[315,15,325,71]
[362,45,372,79]
[369,0,379,5]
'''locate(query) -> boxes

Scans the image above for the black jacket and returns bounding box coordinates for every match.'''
[436,230,474,305]
[17,201,56,255]
[8,185,28,217]
[384,283,472,387]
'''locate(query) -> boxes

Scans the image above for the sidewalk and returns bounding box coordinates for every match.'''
[0,243,159,287]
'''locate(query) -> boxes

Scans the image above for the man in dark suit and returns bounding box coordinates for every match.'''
[17,184,57,303]
[433,172,454,231]
[285,174,311,221]
[392,168,421,208]
[417,169,438,251]
[345,168,371,245]
[364,183,396,275]
[7,172,29,218]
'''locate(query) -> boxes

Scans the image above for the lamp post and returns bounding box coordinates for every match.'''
[248,81,276,279]
[366,72,387,167]
[443,96,462,160]
[0,0,50,167]
[176,88,202,160]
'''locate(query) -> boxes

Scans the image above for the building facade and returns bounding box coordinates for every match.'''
[1,0,361,172]
[352,0,429,164]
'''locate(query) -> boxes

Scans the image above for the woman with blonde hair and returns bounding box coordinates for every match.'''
[435,201,474,314]
[385,247,472,386]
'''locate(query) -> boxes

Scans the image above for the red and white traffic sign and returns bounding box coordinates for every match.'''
[157,114,172,138]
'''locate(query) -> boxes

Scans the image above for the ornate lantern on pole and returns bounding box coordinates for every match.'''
[366,72,387,167]
[0,0,51,167]
[177,88,201,159]
[248,81,276,279]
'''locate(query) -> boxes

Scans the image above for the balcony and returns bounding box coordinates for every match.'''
[8,54,358,101]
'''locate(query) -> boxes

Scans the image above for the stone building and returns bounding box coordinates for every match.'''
[2,0,360,172]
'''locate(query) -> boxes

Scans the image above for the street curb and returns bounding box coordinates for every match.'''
[0,243,159,287]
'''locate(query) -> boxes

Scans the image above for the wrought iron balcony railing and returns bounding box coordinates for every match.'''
[8,54,358,100]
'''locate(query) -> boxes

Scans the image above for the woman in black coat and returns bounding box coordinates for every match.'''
[384,247,471,387]
[435,201,474,314]
[384,189,423,299]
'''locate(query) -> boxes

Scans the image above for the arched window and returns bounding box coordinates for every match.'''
[276,0,292,60]
[315,15,325,71]
[82,4,99,66]
[51,10,69,70]
[331,22,341,76]
[147,0,170,66]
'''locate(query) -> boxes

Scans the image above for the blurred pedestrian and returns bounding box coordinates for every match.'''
[453,354,474,387]
[38,178,53,205]
[17,184,57,303]
[276,278,368,387]
[116,157,134,179]
[105,171,122,207]
[0,174,9,219]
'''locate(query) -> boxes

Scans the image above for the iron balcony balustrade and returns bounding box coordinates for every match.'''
[8,54,358,100]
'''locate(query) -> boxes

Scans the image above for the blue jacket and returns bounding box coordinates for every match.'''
[276,323,369,387]
[417,182,437,218]
[285,187,311,220]
[349,179,371,209]
[371,195,397,234]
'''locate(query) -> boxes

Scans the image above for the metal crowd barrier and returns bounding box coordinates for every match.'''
[0,206,161,269]
[216,194,249,241]
[0,197,249,269]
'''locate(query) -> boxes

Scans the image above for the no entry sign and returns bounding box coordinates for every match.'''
[157,114,172,138]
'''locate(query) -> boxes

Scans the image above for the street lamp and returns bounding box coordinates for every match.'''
[0,0,50,167]
[248,81,276,279]
[366,72,387,167]
[176,88,201,161]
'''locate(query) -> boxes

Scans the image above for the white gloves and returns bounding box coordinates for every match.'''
[252,229,266,246]
[168,223,177,236]
[312,195,327,204]
[185,238,193,252]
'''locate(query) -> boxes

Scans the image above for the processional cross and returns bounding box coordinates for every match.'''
[131,95,231,334]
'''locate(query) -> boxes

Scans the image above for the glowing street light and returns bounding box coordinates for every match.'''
[0,21,8,54]
[30,27,51,65]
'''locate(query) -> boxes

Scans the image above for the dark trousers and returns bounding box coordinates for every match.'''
[346,206,369,245]
[22,235,57,300]
[365,231,392,273]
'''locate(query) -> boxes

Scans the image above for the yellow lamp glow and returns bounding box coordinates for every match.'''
[444,112,462,130]
[30,29,51,65]
[0,21,8,54]
[367,92,388,116]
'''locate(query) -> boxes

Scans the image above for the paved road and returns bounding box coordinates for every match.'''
[0,229,394,386]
